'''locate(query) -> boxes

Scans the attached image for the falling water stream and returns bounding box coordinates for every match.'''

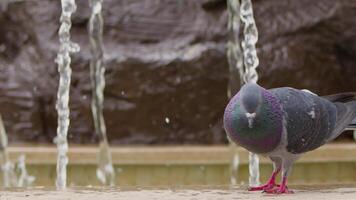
[0,0,8,11]
[0,115,35,187]
[227,0,260,186]
[16,155,35,187]
[227,0,242,186]
[0,114,15,187]
[54,0,80,189]
[240,0,260,187]
[88,0,115,186]
[240,0,259,84]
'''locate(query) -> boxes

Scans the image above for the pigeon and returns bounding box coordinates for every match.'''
[223,82,356,194]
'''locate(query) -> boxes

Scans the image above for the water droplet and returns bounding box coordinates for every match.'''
[0,44,6,52]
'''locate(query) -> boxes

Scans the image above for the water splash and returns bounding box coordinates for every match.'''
[235,0,261,187]
[226,0,242,186]
[0,115,35,187]
[0,114,15,187]
[226,0,260,186]
[248,152,260,186]
[228,141,240,186]
[240,0,260,186]
[227,0,244,98]
[16,155,35,187]
[96,142,115,186]
[54,0,80,189]
[0,0,8,11]
[88,0,115,186]
[240,0,259,84]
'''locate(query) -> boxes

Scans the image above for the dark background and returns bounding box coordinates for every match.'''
[0,0,355,145]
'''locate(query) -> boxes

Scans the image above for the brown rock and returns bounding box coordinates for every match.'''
[0,0,355,144]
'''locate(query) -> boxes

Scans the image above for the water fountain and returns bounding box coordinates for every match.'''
[88,0,115,186]
[15,155,35,187]
[227,0,244,97]
[0,0,8,11]
[0,114,16,187]
[226,0,242,186]
[240,0,260,186]
[0,115,35,187]
[228,144,240,186]
[54,0,115,188]
[226,0,260,186]
[54,0,80,189]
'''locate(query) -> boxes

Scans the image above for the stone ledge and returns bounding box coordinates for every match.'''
[7,143,356,165]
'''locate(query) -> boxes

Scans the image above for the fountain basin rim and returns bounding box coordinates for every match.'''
[5,143,356,165]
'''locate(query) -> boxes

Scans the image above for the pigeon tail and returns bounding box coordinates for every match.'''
[346,102,356,130]
[327,101,356,142]
[322,93,356,130]
[322,92,356,103]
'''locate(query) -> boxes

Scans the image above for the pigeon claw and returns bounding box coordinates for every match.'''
[248,183,279,191]
[263,187,294,194]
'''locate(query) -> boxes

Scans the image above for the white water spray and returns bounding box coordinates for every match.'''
[54,0,80,189]
[228,142,240,186]
[227,0,244,98]
[227,0,242,186]
[240,0,260,186]
[240,0,260,187]
[240,0,259,84]
[88,0,115,186]
[0,114,15,187]
[0,0,8,11]
[16,155,35,187]
[226,0,260,186]
[0,115,35,187]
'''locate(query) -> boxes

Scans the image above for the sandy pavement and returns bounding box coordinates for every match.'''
[1,186,356,200]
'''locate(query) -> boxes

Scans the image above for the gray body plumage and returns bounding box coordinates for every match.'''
[270,87,356,154]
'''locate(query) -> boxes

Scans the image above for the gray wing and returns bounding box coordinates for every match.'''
[270,87,340,154]
[349,118,356,128]
[322,93,356,103]
[322,93,356,138]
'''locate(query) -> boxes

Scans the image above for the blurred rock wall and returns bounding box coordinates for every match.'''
[0,0,355,144]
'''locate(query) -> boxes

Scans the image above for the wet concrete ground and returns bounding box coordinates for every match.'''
[2,186,356,200]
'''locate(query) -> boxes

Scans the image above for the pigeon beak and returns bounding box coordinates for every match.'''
[245,112,256,128]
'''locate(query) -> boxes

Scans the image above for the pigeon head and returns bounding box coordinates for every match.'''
[240,82,263,127]
[223,82,283,154]
[240,82,262,112]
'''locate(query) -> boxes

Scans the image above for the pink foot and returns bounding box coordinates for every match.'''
[264,186,294,194]
[248,169,281,192]
[248,183,280,191]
